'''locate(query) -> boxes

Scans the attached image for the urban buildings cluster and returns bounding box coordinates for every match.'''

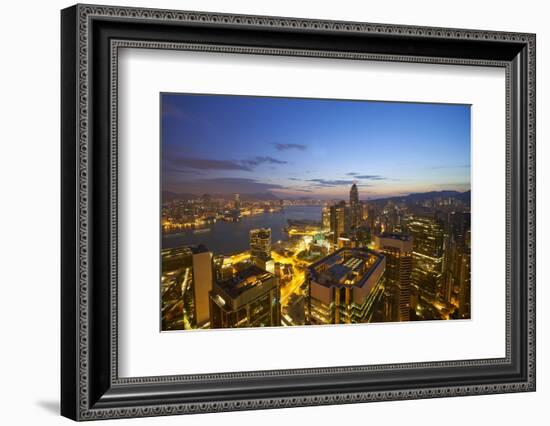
[161,183,471,331]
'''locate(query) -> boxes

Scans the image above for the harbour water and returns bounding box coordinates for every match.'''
[163,205,322,255]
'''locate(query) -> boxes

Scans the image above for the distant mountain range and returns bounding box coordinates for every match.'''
[369,190,471,204]
[162,191,280,202]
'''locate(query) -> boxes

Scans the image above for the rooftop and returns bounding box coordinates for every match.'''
[191,244,210,255]
[308,248,384,288]
[216,265,276,298]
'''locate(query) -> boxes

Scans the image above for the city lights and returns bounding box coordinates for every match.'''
[160,94,471,331]
[161,182,471,330]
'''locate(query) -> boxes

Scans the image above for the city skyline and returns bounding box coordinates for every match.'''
[162,94,471,200]
[162,181,471,331]
[161,95,471,332]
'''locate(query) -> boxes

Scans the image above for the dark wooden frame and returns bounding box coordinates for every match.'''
[61,4,536,421]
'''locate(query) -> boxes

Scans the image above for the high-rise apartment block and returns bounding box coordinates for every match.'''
[329,201,351,246]
[405,215,445,308]
[373,233,413,321]
[349,183,361,228]
[161,245,214,329]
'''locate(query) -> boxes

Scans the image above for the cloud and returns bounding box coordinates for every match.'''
[346,172,389,180]
[169,156,252,171]
[354,175,387,180]
[169,177,287,194]
[273,143,307,151]
[241,156,287,167]
[166,155,287,172]
[308,179,356,187]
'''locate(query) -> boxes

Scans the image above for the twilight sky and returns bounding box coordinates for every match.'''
[161,93,471,200]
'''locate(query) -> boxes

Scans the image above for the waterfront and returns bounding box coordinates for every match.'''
[162,205,322,255]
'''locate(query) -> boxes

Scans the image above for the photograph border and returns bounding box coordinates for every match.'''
[61,4,535,421]
[157,90,474,334]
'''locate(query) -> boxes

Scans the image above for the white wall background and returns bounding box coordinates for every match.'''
[0,0,546,424]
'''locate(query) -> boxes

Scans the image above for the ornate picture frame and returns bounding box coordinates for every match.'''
[61,4,535,421]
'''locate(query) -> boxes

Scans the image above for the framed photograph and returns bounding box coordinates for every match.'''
[61,4,536,421]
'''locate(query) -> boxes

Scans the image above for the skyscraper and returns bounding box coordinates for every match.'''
[404,215,445,313]
[444,211,471,312]
[458,229,471,318]
[322,206,331,230]
[160,245,214,330]
[209,265,280,328]
[305,248,386,325]
[249,228,272,259]
[329,201,351,247]
[374,234,413,321]
[191,245,214,327]
[233,193,240,210]
[349,183,361,228]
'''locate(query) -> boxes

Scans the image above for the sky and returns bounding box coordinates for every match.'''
[161,93,471,200]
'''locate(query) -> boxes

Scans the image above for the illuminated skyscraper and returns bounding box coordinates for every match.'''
[160,245,213,329]
[444,211,471,314]
[209,266,280,328]
[161,246,193,330]
[322,206,331,230]
[404,215,445,311]
[191,245,214,327]
[329,201,351,246]
[350,183,361,228]
[374,234,413,321]
[249,228,272,259]
[233,193,241,210]
[458,229,471,318]
[305,248,386,325]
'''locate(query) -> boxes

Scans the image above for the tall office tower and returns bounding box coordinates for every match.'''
[367,205,376,229]
[373,234,413,321]
[457,229,471,318]
[249,228,272,259]
[322,206,331,230]
[191,245,214,327]
[305,248,386,325]
[444,211,471,307]
[387,205,401,233]
[160,245,213,330]
[404,215,445,313]
[233,193,241,210]
[330,201,351,246]
[349,183,361,228]
[209,266,280,328]
[161,246,194,330]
